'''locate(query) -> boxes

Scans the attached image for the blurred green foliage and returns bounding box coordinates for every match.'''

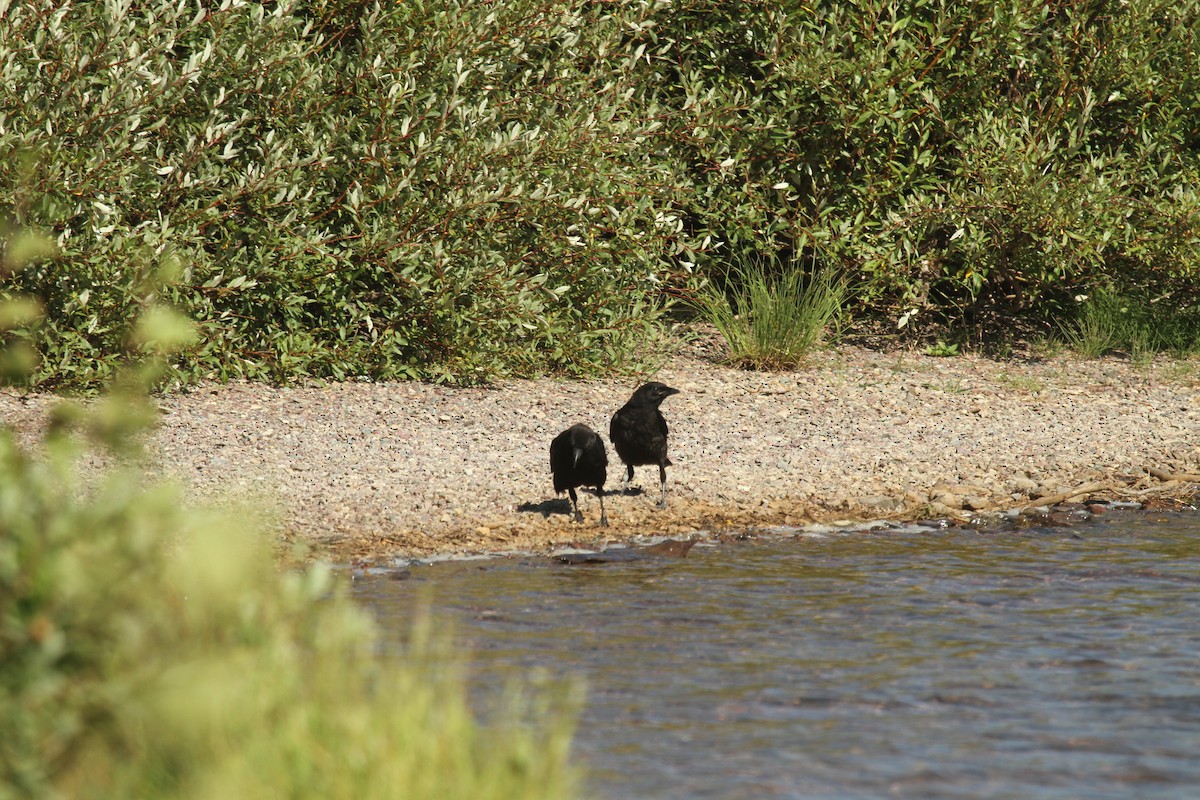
[0,435,581,799]
[0,237,581,799]
[2,0,1199,387]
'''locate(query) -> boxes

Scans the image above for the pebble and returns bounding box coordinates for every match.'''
[963,495,991,511]
[859,494,905,512]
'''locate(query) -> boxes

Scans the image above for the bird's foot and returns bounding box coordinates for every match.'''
[573,510,584,523]
[656,499,667,510]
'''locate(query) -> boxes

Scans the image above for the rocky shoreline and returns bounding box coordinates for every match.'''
[2,342,1198,563]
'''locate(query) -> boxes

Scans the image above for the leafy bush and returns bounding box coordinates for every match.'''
[0,0,694,388]
[693,255,847,369]
[637,0,1200,337]
[4,0,1200,388]
[0,428,581,799]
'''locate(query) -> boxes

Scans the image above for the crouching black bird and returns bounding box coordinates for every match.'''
[550,423,609,525]
[609,381,680,508]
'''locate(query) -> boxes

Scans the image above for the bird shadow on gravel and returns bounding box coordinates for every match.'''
[516,498,575,519]
[518,489,646,519]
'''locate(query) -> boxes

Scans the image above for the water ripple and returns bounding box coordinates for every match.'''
[354,511,1200,800]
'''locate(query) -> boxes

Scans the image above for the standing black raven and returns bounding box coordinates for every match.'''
[550,423,609,525]
[609,381,680,508]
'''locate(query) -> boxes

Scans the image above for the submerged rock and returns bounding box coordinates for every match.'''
[639,537,699,558]
[554,537,698,565]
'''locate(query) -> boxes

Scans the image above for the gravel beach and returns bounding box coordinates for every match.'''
[3,341,1198,562]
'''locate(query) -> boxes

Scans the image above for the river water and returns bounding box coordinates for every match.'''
[352,510,1200,799]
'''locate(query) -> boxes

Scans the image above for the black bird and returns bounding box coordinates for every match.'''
[550,423,609,525]
[609,381,680,508]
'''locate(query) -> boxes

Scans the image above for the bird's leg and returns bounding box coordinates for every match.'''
[656,463,668,509]
[568,488,583,523]
[597,487,608,527]
[622,465,634,495]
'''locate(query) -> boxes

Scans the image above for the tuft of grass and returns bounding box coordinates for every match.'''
[1060,288,1126,358]
[995,371,1046,393]
[1159,359,1200,385]
[1061,286,1200,360]
[694,255,848,370]
[1029,337,1067,361]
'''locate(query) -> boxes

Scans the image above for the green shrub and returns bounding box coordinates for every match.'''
[637,0,1200,335]
[693,255,846,369]
[0,432,581,799]
[5,0,1200,387]
[0,0,694,388]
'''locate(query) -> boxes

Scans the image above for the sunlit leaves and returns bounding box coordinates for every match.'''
[0,0,696,388]
[646,0,1200,339]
